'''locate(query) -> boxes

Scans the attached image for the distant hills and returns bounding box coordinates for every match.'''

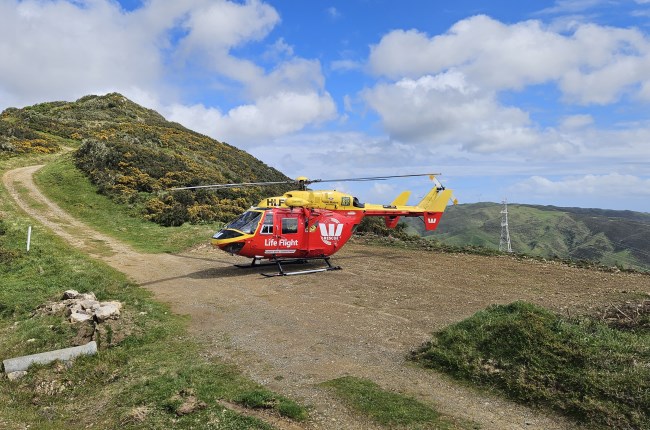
[0,93,292,225]
[405,203,650,272]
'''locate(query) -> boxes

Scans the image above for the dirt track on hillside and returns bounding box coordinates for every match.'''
[5,165,650,430]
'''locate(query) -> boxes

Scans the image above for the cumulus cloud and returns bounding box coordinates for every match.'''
[0,0,337,144]
[0,0,162,106]
[368,15,650,104]
[167,91,336,145]
[362,71,543,153]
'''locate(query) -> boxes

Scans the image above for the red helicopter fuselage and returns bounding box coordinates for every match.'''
[211,185,454,262]
[213,207,364,259]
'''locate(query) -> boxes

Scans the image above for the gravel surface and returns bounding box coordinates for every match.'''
[5,164,650,430]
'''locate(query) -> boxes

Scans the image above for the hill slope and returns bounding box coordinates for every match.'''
[405,203,650,272]
[0,93,292,225]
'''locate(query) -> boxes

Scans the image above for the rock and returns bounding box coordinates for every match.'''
[62,290,80,300]
[70,311,92,323]
[79,292,97,301]
[6,371,27,380]
[95,302,121,322]
[79,299,99,310]
[36,292,122,324]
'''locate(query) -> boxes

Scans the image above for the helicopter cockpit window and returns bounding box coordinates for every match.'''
[226,210,263,234]
[282,218,299,234]
[260,212,273,235]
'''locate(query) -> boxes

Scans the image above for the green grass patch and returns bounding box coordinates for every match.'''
[234,389,308,421]
[1,155,307,428]
[33,154,220,253]
[411,301,650,429]
[322,376,476,429]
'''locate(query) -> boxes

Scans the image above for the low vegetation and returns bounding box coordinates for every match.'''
[322,376,476,429]
[1,93,293,227]
[411,301,650,429]
[1,155,307,429]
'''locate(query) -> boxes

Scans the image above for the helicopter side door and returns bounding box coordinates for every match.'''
[265,210,304,257]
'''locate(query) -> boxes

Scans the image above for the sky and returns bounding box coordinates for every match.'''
[1,0,650,212]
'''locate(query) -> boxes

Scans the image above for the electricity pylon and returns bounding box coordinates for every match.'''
[499,199,513,253]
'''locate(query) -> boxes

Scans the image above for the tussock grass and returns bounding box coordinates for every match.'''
[1,155,307,428]
[411,301,650,429]
[322,376,477,429]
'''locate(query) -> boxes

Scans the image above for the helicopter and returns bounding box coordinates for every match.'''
[173,173,456,276]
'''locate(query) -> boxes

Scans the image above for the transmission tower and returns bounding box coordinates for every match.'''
[499,199,513,253]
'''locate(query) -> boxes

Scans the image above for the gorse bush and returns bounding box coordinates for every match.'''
[2,93,293,226]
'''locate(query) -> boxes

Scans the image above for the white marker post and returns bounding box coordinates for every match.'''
[26,226,32,252]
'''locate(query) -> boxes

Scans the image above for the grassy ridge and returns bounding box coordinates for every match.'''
[1,93,293,227]
[34,154,217,253]
[411,301,650,429]
[1,155,307,428]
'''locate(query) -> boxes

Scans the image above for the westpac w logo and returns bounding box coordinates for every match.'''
[319,220,344,245]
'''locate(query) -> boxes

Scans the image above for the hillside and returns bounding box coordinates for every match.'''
[405,202,650,272]
[0,93,292,225]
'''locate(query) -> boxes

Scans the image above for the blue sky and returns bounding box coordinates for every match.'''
[1,0,649,212]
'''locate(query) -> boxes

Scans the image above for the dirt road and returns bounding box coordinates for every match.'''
[4,165,649,429]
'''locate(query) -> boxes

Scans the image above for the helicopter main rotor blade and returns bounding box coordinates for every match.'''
[171,180,296,191]
[308,173,441,184]
[171,173,443,191]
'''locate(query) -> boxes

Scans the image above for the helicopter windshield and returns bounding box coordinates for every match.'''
[225,210,263,234]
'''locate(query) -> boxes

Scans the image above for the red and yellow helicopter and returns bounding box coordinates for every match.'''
[174,174,456,276]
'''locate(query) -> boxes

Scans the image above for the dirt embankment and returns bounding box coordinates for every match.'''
[5,164,650,429]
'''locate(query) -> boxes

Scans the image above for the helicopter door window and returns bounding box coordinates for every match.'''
[282,218,299,234]
[260,212,273,235]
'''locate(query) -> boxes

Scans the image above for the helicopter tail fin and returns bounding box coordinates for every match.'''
[418,187,454,231]
[391,191,411,207]
[417,187,453,212]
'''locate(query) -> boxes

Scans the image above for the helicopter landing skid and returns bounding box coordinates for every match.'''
[235,257,309,269]
[261,256,342,277]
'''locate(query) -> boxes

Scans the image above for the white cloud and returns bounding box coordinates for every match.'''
[0,0,337,144]
[179,0,279,52]
[331,59,363,72]
[326,7,341,19]
[511,174,650,197]
[536,0,605,15]
[560,114,594,129]
[0,0,162,106]
[362,71,543,153]
[167,91,336,145]
[367,15,650,104]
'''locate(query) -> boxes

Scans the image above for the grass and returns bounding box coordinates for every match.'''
[33,154,220,253]
[410,301,650,429]
[1,153,308,428]
[322,376,477,429]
